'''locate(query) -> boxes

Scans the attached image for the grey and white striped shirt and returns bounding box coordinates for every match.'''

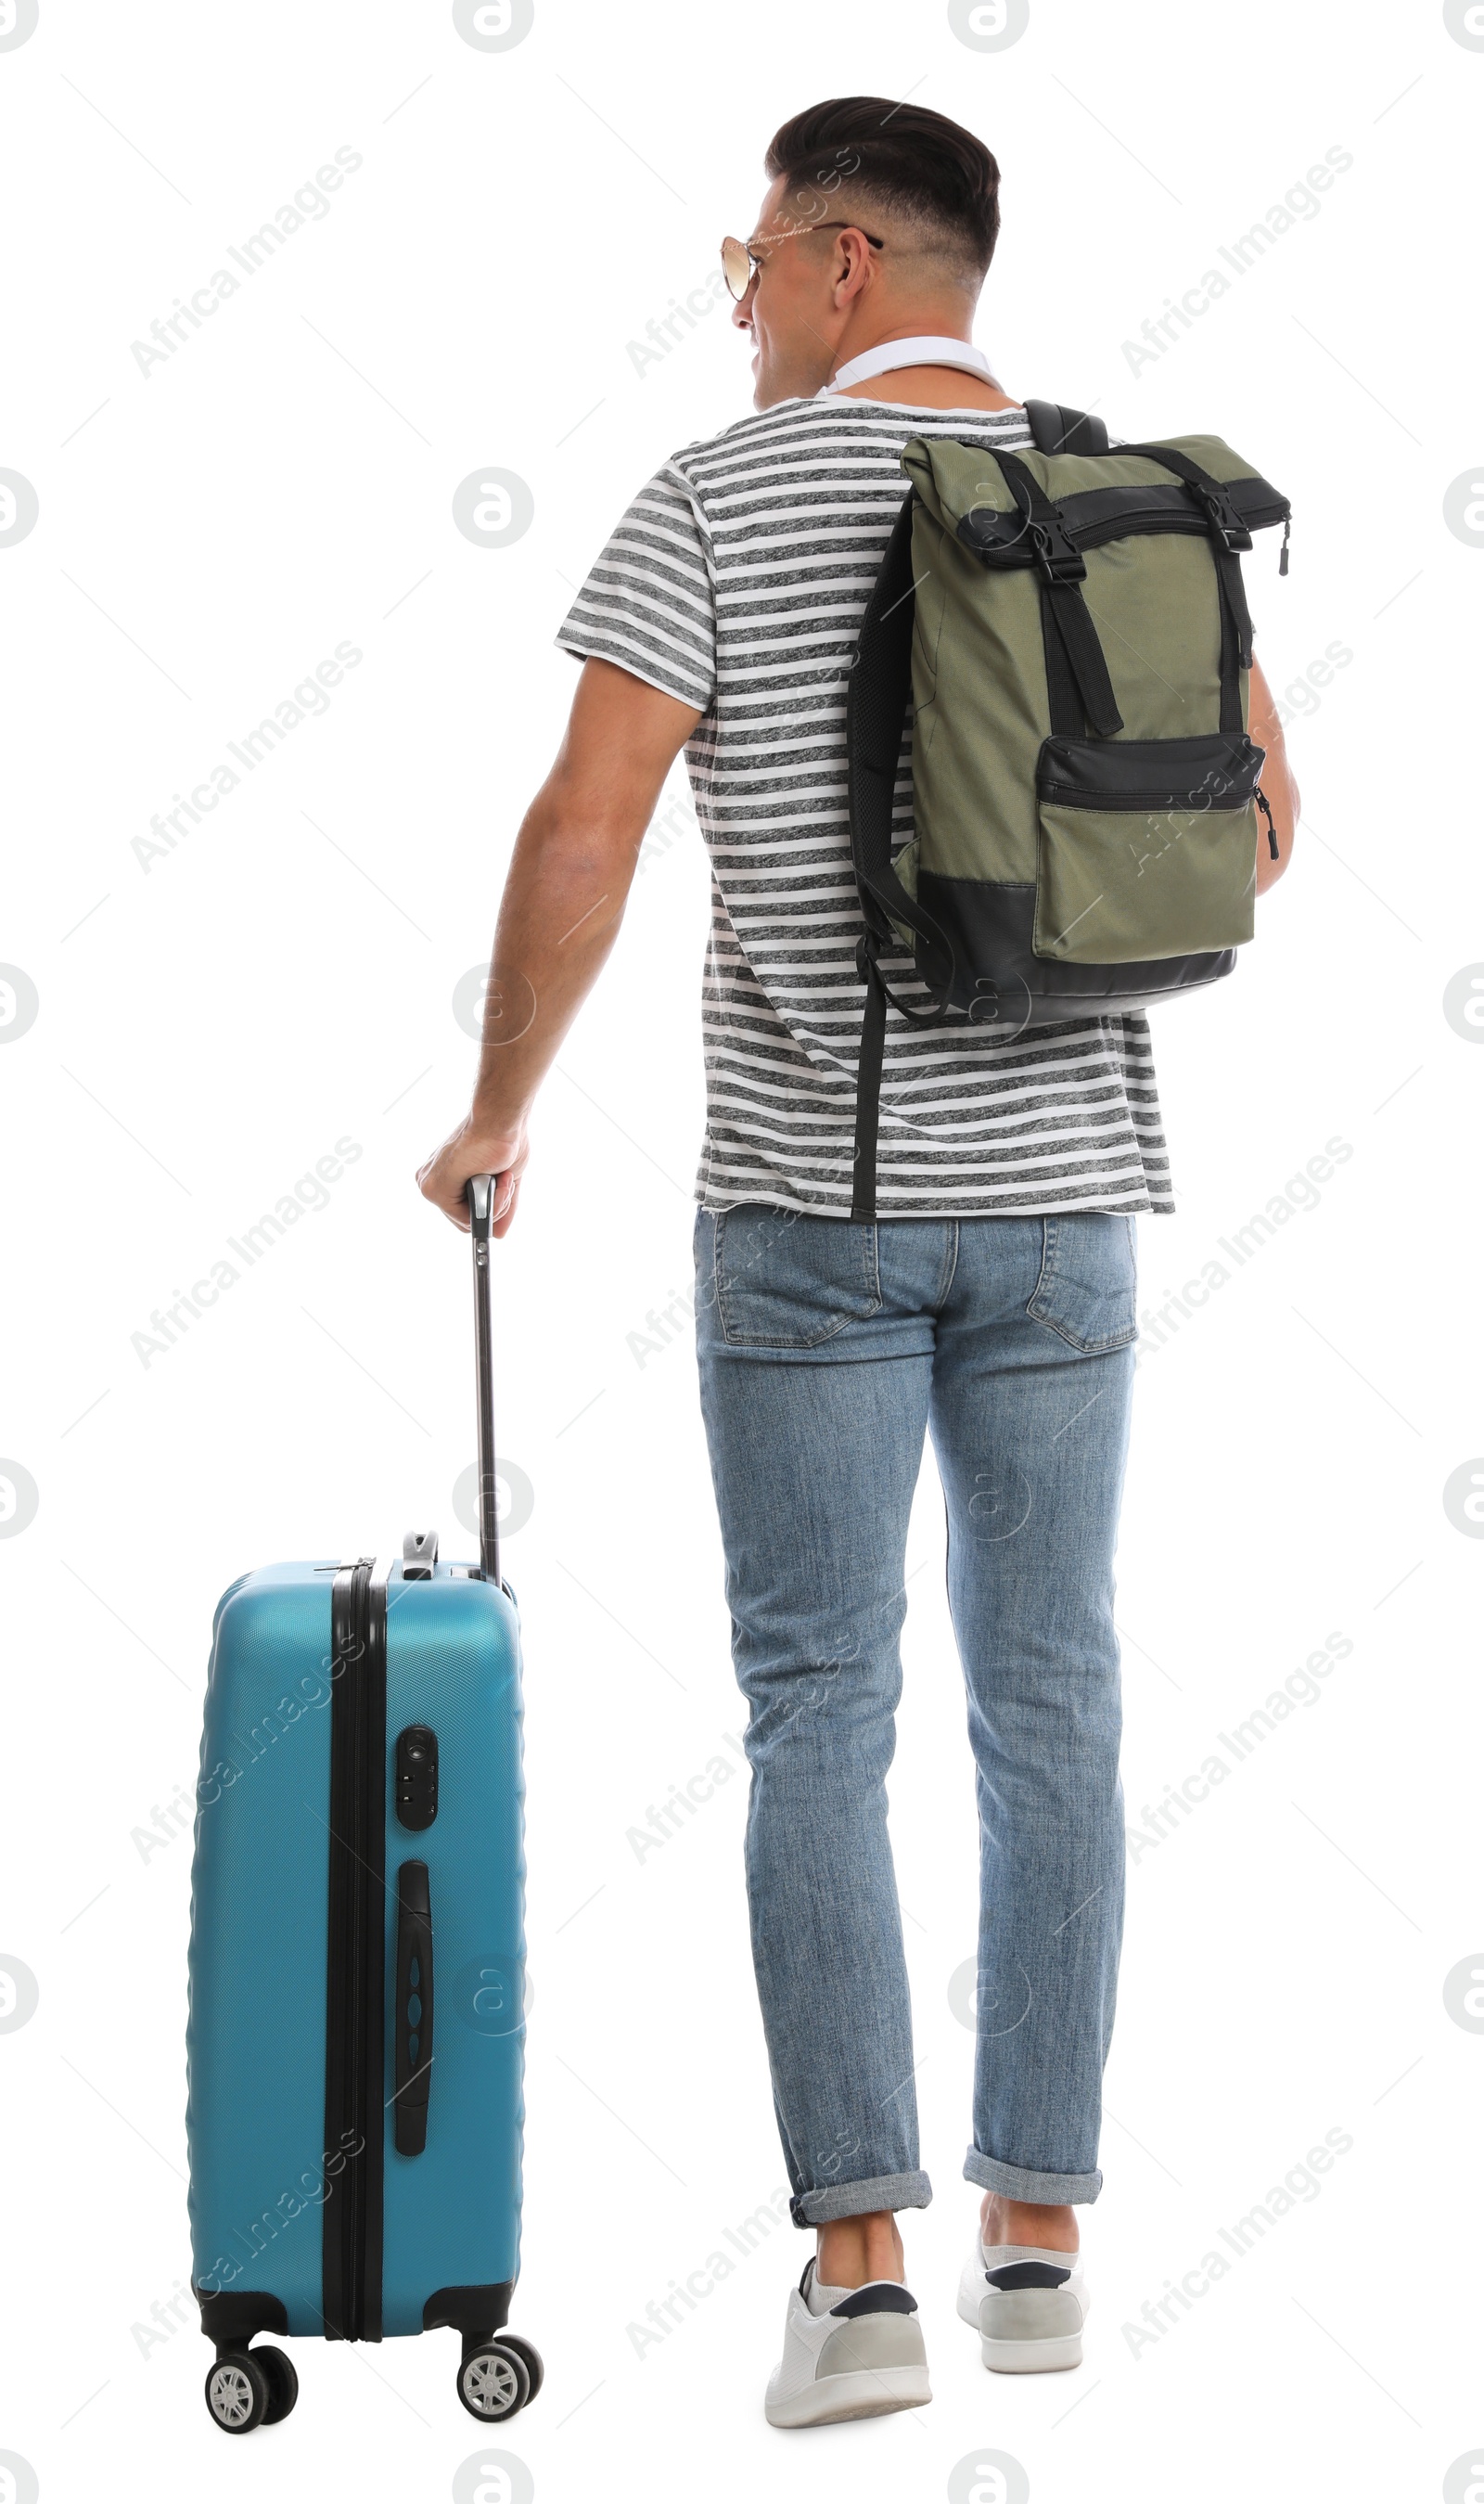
[556,395,1174,1217]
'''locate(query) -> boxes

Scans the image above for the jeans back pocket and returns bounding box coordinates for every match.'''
[1027,1213,1138,1354]
[714,1206,882,1350]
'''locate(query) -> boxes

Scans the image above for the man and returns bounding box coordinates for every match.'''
[419,96,1297,2428]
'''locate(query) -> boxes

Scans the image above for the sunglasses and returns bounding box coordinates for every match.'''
[721,222,887,302]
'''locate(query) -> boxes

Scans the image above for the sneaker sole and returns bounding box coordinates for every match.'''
[765,2365,932,2429]
[980,2331,1082,2374]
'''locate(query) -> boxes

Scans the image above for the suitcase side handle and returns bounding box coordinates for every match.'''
[466,1175,500,1586]
[392,1859,434,2157]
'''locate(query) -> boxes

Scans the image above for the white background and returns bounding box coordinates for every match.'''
[1,2,1480,2499]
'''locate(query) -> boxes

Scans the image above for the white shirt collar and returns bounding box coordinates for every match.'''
[816,335,997,397]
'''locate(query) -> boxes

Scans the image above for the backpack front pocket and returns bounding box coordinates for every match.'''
[1032,731,1263,963]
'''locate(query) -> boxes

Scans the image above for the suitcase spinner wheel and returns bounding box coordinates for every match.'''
[457,2337,532,2421]
[203,2343,299,2432]
[256,2345,300,2421]
[495,2331,544,2400]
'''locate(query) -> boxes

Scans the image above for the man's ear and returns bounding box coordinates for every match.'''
[832,229,876,306]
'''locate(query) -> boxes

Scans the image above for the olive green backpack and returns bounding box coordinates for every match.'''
[846,398,1291,1218]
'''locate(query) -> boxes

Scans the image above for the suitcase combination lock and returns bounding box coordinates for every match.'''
[395,1725,439,1830]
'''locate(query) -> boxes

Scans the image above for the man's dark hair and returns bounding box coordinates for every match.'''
[764,97,1001,279]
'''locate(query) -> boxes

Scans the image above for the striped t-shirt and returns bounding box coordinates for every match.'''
[556,395,1174,1218]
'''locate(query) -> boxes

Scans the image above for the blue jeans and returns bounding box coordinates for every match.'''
[693,1205,1138,2228]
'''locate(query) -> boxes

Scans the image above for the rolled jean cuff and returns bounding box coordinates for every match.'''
[963,2149,1102,2204]
[789,2169,932,2228]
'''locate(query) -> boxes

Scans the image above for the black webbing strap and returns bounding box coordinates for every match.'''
[993,451,1123,740]
[1043,572,1124,738]
[1211,551,1245,735]
[851,942,889,1224]
[851,934,955,1222]
[1116,443,1254,729]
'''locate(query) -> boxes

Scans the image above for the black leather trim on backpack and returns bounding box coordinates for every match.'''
[915,872,1235,1022]
[1036,730,1265,808]
[1024,398,1110,456]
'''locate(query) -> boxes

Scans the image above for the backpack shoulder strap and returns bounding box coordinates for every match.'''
[846,491,933,947]
[845,488,957,1225]
[1023,399,1110,456]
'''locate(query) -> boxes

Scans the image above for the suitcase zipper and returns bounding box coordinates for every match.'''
[325,1558,387,2341]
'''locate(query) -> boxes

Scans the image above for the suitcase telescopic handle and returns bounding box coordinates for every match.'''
[466,1175,500,1586]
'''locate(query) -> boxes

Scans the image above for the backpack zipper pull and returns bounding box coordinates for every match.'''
[1257,789,1280,861]
[1278,516,1290,577]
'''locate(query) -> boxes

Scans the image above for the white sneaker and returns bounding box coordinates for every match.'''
[956,2240,1089,2373]
[764,2258,932,2429]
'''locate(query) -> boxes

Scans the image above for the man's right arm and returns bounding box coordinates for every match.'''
[416,656,702,1235]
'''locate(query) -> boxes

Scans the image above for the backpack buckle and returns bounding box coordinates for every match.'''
[958,506,1029,559]
[1030,512,1085,583]
[1188,479,1252,553]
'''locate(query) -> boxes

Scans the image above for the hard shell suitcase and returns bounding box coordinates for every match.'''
[186,1178,541,2432]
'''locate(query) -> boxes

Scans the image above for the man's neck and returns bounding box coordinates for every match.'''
[825,318,1017,412]
[835,366,1018,410]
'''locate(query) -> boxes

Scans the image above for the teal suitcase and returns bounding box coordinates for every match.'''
[186,1178,541,2431]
